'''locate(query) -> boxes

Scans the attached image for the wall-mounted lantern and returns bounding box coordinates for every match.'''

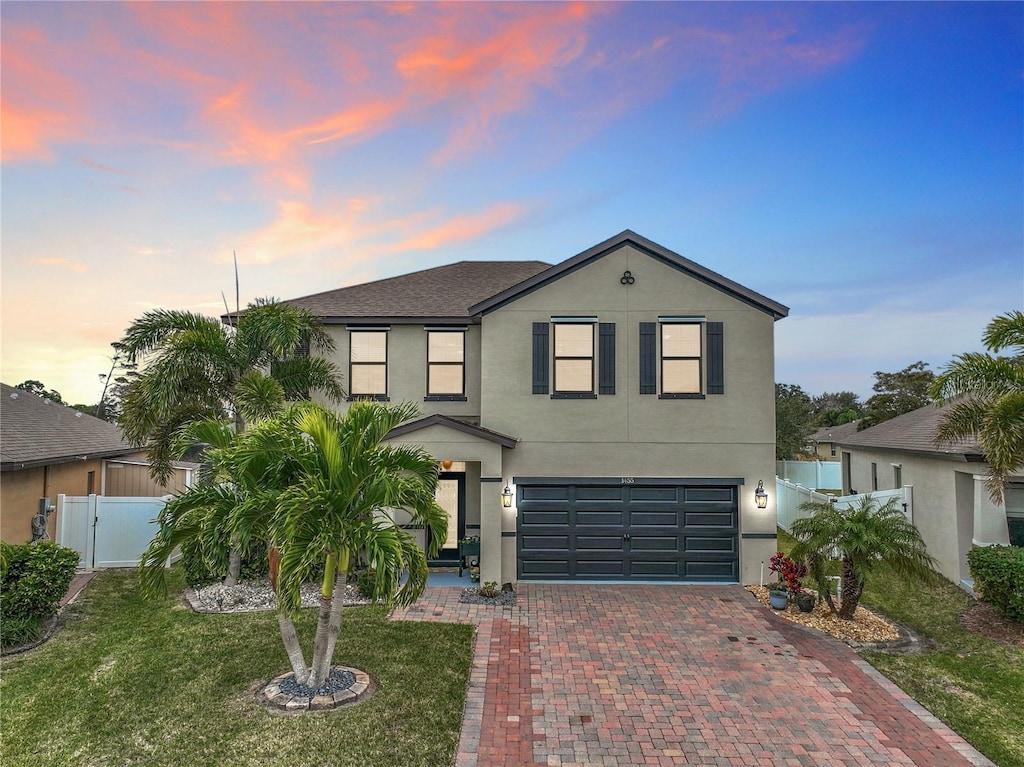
[755,480,768,509]
[501,485,513,508]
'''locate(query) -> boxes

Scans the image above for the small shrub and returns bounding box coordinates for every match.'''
[479,581,500,599]
[968,545,1024,623]
[354,568,381,600]
[0,542,79,649]
[180,536,268,589]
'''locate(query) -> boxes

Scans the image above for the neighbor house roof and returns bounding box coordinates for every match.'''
[810,420,862,444]
[0,383,137,471]
[279,260,551,323]
[471,230,790,320]
[835,401,984,461]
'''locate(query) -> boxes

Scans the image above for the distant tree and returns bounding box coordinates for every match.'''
[14,380,63,404]
[776,383,814,460]
[859,361,935,430]
[931,311,1024,505]
[811,391,863,427]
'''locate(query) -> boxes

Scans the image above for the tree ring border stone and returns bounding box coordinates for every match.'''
[257,665,375,713]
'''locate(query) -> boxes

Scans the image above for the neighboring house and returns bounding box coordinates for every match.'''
[0,382,194,544]
[836,401,1021,586]
[808,420,861,461]
[284,230,789,585]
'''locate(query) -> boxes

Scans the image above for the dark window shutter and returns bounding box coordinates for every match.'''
[599,323,616,395]
[639,322,657,395]
[532,322,549,394]
[707,321,724,395]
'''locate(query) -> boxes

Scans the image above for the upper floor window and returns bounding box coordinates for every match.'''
[426,330,465,399]
[349,329,388,399]
[553,322,595,395]
[661,322,702,395]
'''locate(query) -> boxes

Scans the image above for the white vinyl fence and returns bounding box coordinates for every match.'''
[775,478,914,534]
[775,460,842,491]
[56,494,173,569]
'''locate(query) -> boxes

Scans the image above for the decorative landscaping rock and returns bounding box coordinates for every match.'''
[458,587,517,606]
[258,666,373,712]
[183,579,370,614]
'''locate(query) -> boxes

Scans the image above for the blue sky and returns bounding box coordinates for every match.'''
[2,1,1021,405]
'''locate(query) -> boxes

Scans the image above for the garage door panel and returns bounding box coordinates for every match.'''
[576,535,625,550]
[630,560,682,577]
[685,560,737,579]
[630,511,680,526]
[684,511,736,528]
[520,559,571,576]
[577,559,625,576]
[521,486,572,502]
[576,511,624,526]
[684,487,735,503]
[684,535,736,553]
[520,510,570,526]
[630,535,680,551]
[576,486,625,501]
[629,487,679,502]
[521,535,570,550]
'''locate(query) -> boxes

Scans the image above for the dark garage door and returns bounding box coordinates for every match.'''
[517,481,738,581]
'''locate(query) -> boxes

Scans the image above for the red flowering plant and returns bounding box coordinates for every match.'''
[768,551,807,597]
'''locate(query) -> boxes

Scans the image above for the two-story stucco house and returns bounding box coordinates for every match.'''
[284,231,789,586]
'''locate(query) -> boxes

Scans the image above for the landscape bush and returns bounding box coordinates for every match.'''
[180,536,268,589]
[0,541,79,648]
[967,545,1024,623]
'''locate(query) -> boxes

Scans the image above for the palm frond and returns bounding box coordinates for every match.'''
[233,370,286,425]
[982,310,1024,353]
[119,310,227,364]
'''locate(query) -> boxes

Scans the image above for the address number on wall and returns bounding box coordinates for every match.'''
[621,477,635,484]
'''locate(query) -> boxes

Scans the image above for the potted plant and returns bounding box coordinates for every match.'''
[768,552,808,610]
[795,591,816,613]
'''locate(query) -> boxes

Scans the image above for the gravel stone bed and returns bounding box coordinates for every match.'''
[190,579,370,613]
[278,668,356,698]
[458,587,517,606]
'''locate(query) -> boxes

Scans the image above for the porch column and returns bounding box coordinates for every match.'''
[973,475,1010,547]
[479,477,503,584]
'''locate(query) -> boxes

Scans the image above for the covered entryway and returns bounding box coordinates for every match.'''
[516,480,738,581]
[430,472,467,563]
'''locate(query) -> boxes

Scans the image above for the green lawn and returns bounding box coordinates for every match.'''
[778,529,1024,767]
[0,570,474,767]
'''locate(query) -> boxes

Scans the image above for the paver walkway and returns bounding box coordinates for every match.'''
[393,584,995,767]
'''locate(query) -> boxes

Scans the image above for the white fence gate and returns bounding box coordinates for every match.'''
[56,494,171,569]
[775,460,842,490]
[775,478,914,534]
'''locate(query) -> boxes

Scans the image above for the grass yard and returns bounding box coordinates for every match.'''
[778,529,1024,767]
[0,569,474,767]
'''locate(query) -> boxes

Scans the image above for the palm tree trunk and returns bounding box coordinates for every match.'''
[224,543,242,586]
[276,613,309,682]
[311,551,350,687]
[838,558,863,620]
[308,552,338,688]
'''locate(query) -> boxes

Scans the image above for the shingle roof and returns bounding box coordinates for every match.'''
[836,401,983,459]
[281,260,551,322]
[810,420,862,443]
[386,414,518,448]
[0,383,136,470]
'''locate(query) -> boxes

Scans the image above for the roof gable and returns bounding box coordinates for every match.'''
[386,414,517,448]
[1,383,136,470]
[470,230,789,320]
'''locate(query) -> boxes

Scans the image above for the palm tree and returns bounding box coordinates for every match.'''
[931,310,1024,505]
[789,496,937,620]
[140,401,447,689]
[119,298,345,584]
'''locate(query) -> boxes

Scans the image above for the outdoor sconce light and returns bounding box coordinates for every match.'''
[755,480,768,509]
[501,485,513,508]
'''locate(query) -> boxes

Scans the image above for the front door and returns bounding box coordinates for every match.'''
[431,472,466,562]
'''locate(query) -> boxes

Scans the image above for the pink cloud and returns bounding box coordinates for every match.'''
[29,257,89,274]
[392,202,531,251]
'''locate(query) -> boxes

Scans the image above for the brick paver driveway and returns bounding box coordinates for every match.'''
[394,584,994,767]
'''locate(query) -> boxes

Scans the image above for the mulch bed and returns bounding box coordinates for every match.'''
[959,600,1024,647]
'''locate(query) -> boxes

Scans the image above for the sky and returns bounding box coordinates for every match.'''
[2,1,1022,407]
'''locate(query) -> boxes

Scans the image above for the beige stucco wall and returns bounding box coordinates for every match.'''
[844,446,991,583]
[480,244,779,584]
[1,459,106,544]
